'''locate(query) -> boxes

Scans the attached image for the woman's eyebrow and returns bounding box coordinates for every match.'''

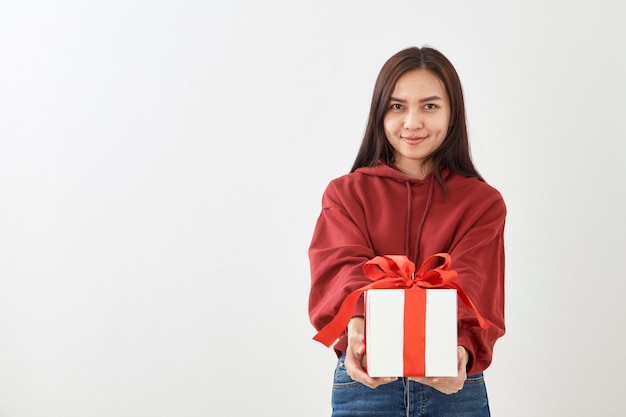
[389,95,443,103]
[419,95,443,102]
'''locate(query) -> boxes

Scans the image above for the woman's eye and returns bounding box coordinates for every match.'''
[424,103,437,110]
[390,103,403,110]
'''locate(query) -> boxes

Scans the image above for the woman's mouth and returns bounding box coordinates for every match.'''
[402,136,427,144]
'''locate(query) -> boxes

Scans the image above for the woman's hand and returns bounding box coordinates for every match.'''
[344,317,397,389]
[408,346,469,394]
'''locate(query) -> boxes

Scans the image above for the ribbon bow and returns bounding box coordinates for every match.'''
[313,253,490,347]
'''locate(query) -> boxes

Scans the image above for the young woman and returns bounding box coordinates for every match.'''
[308,46,506,416]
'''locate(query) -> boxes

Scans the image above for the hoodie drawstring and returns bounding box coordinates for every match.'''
[405,176,436,263]
[404,182,412,256]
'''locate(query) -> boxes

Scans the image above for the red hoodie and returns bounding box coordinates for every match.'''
[308,161,506,375]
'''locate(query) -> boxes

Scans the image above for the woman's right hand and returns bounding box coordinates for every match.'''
[344,317,397,389]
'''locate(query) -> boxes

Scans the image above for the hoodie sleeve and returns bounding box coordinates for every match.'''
[308,181,376,339]
[450,195,507,375]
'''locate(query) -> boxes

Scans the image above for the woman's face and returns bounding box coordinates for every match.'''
[383,69,450,179]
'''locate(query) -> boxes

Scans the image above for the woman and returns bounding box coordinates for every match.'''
[308,46,506,416]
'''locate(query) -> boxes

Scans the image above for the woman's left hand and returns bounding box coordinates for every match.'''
[408,346,469,394]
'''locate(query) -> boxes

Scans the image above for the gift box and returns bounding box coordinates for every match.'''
[365,288,458,377]
[313,254,490,376]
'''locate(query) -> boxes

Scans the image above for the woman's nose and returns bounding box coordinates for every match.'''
[403,110,423,129]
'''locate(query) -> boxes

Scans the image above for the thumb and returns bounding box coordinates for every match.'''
[352,339,365,356]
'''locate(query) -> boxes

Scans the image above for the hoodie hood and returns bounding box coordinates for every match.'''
[353,160,451,184]
[353,160,448,261]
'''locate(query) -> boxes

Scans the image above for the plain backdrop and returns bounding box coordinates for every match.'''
[1,1,625,416]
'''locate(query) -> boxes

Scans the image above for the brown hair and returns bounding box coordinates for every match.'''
[350,46,484,186]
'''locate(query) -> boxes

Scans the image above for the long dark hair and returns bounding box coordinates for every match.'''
[350,47,484,187]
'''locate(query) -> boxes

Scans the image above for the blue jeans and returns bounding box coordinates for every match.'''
[331,354,490,417]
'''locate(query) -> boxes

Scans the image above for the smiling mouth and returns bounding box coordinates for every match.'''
[402,136,427,144]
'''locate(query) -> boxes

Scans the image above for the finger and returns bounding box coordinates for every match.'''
[346,365,381,388]
[409,376,435,383]
[361,376,397,389]
[345,358,396,388]
[349,337,365,355]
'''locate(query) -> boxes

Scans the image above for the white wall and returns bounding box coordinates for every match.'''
[1,1,625,416]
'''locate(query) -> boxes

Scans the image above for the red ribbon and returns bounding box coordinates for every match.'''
[313,253,491,348]
[402,287,426,375]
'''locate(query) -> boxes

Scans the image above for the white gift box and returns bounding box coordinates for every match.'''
[364,288,458,377]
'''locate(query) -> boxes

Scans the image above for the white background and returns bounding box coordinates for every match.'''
[1,1,625,416]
